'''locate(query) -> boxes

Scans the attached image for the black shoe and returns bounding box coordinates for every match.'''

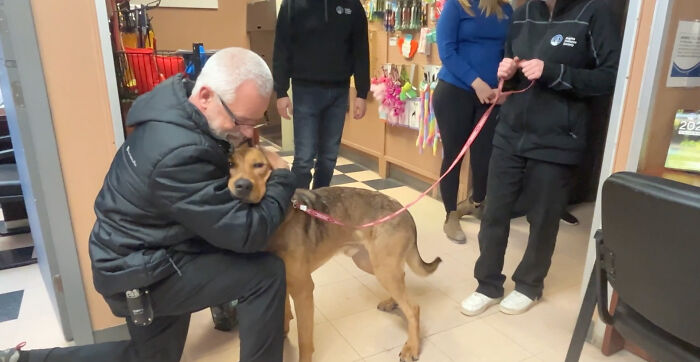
[210,300,238,332]
[561,211,579,225]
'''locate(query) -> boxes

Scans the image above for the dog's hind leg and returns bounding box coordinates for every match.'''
[289,275,315,362]
[372,259,421,361]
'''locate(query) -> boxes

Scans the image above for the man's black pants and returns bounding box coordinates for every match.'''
[475,146,574,300]
[22,252,286,362]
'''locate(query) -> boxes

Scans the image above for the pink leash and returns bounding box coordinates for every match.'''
[293,79,534,229]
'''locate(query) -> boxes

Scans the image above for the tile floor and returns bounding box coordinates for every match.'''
[0,145,644,362]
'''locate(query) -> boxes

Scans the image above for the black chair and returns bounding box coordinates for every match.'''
[566,172,700,361]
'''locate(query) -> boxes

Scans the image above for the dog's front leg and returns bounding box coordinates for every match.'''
[290,276,315,362]
[284,291,293,336]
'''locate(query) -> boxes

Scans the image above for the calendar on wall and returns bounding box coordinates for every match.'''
[665,110,700,173]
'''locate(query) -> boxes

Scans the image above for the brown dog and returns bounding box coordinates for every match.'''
[228,146,441,362]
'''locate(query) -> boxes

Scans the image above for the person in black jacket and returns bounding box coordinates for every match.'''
[273,0,370,190]
[1,48,295,362]
[461,0,620,316]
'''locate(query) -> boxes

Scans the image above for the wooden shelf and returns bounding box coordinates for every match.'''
[341,21,472,200]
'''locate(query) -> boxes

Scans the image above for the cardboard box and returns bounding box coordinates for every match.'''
[247,0,277,32]
[248,31,276,68]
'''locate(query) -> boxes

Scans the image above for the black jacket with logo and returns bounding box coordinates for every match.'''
[273,0,370,99]
[89,75,296,308]
[494,0,621,165]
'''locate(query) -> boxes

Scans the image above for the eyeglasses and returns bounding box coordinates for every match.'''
[217,94,268,129]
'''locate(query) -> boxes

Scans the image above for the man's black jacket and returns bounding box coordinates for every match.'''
[89,75,296,308]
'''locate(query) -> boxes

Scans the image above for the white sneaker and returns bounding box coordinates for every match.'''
[460,292,502,316]
[499,290,538,315]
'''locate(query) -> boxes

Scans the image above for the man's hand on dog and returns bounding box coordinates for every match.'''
[263,149,289,170]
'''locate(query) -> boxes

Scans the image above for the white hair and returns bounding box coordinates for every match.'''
[192,47,273,103]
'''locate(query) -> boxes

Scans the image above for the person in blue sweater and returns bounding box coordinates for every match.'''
[434,0,512,242]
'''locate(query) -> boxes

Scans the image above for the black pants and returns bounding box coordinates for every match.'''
[475,147,574,299]
[22,252,286,362]
[433,80,499,212]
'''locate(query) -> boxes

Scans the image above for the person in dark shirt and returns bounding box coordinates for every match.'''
[462,0,621,316]
[273,0,370,190]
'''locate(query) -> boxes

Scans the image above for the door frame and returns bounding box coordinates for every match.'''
[0,0,95,344]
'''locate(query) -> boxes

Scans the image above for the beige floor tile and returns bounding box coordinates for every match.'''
[333,255,372,278]
[344,278,468,337]
[521,356,546,362]
[284,322,361,362]
[363,339,453,362]
[0,265,72,350]
[428,319,532,362]
[536,341,644,362]
[336,157,353,166]
[331,307,414,357]
[482,287,581,356]
[287,300,330,326]
[313,278,380,320]
[345,170,381,182]
[181,310,241,362]
[412,291,471,336]
[311,259,354,286]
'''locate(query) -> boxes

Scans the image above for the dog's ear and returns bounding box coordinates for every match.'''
[254,145,274,168]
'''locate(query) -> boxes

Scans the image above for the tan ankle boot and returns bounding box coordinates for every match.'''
[456,197,484,219]
[444,211,466,243]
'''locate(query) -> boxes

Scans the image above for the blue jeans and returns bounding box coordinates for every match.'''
[291,84,349,189]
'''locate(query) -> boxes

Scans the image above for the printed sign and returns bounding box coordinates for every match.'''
[667,20,700,87]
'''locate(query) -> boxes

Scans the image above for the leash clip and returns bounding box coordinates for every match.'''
[292,199,308,211]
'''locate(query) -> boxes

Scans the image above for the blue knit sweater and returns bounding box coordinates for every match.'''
[436,0,513,91]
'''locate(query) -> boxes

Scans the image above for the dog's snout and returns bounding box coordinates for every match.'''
[234,178,253,195]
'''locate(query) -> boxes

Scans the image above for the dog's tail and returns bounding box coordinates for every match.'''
[406,242,441,276]
[404,212,441,276]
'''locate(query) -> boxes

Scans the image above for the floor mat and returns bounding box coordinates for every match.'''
[0,290,23,323]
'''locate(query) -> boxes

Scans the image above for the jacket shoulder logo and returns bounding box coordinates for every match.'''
[345,7,352,14]
[336,6,343,14]
[563,36,577,47]
[550,34,564,46]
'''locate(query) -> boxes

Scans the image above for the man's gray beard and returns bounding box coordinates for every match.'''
[209,126,249,147]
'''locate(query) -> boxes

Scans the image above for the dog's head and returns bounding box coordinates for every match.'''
[227,145,272,204]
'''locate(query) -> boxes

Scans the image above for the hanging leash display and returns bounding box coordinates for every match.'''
[293,79,535,228]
